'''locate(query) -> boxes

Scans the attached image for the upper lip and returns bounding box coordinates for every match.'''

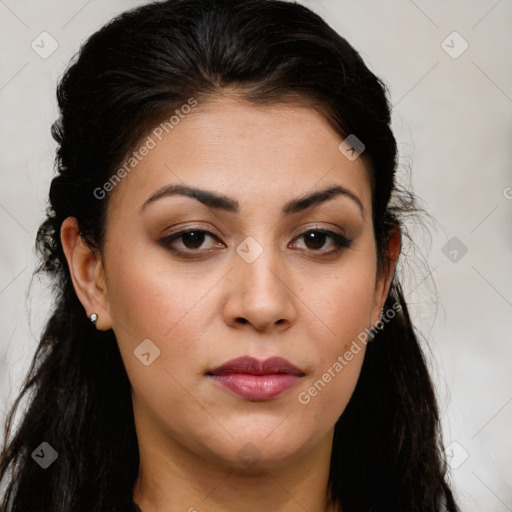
[208,356,306,376]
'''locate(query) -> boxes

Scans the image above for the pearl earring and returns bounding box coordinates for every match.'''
[367,307,384,343]
[89,313,98,326]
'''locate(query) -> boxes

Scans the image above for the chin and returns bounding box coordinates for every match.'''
[199,430,315,471]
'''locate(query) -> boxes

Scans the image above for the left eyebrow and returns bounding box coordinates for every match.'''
[140,183,364,219]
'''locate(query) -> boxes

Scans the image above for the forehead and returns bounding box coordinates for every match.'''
[106,96,372,219]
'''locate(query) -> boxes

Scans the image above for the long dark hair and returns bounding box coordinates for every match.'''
[0,1,460,510]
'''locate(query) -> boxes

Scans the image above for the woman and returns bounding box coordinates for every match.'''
[0,0,460,510]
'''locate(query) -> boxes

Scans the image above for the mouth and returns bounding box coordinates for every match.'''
[206,356,306,402]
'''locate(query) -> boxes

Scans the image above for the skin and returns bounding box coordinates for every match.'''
[61,95,400,512]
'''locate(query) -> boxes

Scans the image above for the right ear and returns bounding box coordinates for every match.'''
[60,217,113,331]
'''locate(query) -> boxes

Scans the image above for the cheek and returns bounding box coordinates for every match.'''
[292,257,375,423]
[106,244,204,335]
[297,287,371,415]
[303,257,376,346]
[104,249,209,381]
[296,350,365,433]
[107,261,211,439]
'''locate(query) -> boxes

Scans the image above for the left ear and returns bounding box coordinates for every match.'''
[372,223,401,323]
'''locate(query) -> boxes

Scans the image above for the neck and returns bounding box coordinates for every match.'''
[132,410,338,511]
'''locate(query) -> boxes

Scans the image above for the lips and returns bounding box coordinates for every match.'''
[207,356,306,401]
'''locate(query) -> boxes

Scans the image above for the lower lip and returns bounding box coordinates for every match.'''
[210,373,303,401]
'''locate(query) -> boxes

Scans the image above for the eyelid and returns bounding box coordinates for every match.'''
[295,223,345,238]
[162,223,222,240]
[161,221,346,239]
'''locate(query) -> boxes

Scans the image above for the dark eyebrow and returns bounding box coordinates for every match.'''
[140,183,364,219]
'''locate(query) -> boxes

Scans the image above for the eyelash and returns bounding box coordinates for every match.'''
[158,226,352,257]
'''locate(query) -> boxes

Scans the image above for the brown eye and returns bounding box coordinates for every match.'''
[303,231,328,250]
[159,228,224,255]
[180,230,208,249]
[292,229,352,254]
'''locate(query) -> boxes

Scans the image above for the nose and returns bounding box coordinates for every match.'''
[222,239,297,333]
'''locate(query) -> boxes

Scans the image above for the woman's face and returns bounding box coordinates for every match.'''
[94,96,395,469]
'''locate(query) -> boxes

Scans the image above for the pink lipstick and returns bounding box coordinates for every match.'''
[207,356,305,401]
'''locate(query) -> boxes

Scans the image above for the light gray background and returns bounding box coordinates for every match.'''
[1,1,511,510]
